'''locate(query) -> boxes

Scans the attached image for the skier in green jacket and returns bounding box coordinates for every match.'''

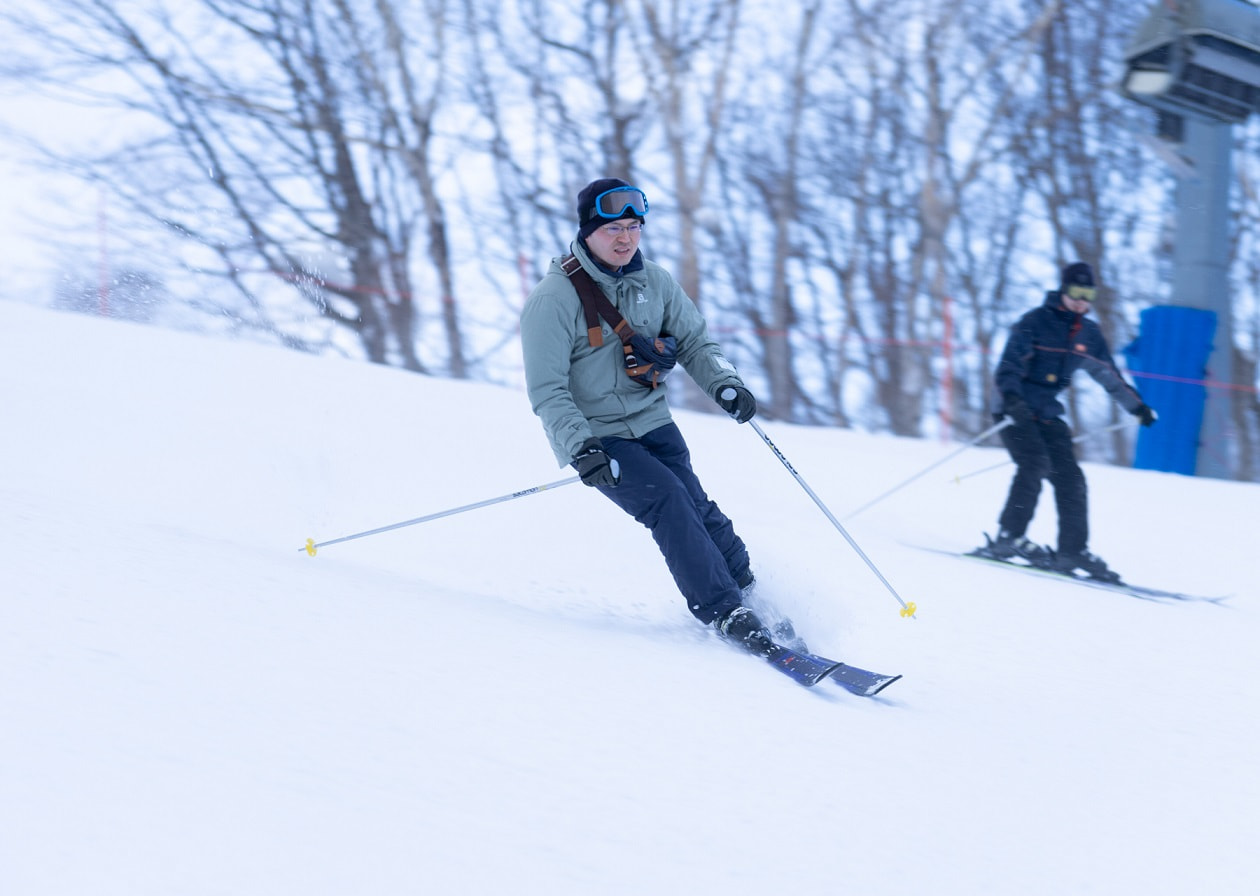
[520,177,770,652]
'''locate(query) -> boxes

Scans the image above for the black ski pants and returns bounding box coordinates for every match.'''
[594,422,750,625]
[997,415,1089,555]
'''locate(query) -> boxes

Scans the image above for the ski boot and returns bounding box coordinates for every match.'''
[1052,549,1122,584]
[714,606,774,657]
[975,530,1053,568]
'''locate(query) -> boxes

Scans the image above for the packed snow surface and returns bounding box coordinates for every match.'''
[3,301,1255,895]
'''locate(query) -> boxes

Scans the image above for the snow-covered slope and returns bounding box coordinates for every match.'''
[3,300,1255,895]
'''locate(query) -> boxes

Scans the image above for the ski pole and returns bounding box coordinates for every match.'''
[301,474,583,556]
[951,419,1132,484]
[842,416,1014,521]
[748,419,917,619]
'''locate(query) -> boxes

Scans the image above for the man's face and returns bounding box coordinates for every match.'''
[1062,284,1096,314]
[585,218,642,268]
[1062,294,1093,314]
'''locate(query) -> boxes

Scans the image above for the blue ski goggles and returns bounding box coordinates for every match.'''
[589,186,649,221]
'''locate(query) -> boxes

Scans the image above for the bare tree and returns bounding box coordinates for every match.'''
[4,0,1257,477]
[1229,118,1260,479]
[7,0,470,373]
[767,0,1065,436]
[460,0,656,317]
[1016,0,1170,462]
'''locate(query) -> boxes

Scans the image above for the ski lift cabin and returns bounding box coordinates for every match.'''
[1122,0,1260,124]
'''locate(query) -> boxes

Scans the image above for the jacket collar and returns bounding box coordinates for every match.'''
[1043,289,1082,325]
[575,236,644,278]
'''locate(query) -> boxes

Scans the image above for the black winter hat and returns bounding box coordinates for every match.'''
[1060,262,1095,291]
[577,177,642,239]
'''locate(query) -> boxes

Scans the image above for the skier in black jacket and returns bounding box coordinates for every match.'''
[979,262,1157,582]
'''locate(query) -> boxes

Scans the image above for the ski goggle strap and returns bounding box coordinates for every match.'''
[1066,284,1097,302]
[589,186,649,221]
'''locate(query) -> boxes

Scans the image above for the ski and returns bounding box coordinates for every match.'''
[956,548,1228,604]
[757,619,902,696]
[814,658,903,697]
[761,641,845,687]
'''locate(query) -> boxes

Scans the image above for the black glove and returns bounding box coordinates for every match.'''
[1002,393,1033,427]
[572,437,620,488]
[1133,403,1158,427]
[716,385,757,424]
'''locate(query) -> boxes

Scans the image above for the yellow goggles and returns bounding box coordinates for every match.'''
[1066,284,1097,302]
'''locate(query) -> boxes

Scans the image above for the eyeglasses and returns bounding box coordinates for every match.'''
[591,186,649,220]
[1066,284,1097,302]
[600,221,643,236]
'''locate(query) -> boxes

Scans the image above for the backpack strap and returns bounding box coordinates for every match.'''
[560,254,636,348]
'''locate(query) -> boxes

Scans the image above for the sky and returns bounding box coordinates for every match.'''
[2,298,1257,896]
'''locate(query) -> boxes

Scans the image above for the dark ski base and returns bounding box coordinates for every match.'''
[755,627,902,697]
[957,547,1228,604]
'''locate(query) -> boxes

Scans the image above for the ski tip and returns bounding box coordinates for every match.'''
[863,674,902,697]
[819,662,903,697]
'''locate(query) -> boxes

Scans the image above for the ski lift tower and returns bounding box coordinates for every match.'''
[1120,0,1260,478]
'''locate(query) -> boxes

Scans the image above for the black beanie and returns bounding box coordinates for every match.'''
[577,177,642,239]
[1060,262,1095,291]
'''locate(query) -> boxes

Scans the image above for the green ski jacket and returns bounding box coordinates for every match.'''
[521,239,746,466]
